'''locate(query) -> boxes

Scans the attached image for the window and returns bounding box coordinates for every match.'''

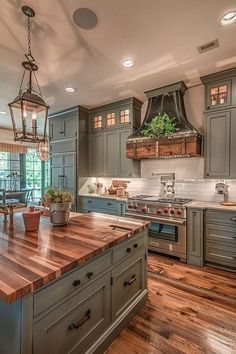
[93,116,102,129]
[106,112,115,126]
[120,109,130,124]
[25,153,42,204]
[0,152,21,190]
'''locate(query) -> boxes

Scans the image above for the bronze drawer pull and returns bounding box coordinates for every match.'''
[231,217,236,221]
[59,131,64,134]
[86,272,94,279]
[133,243,138,248]
[126,247,131,253]
[107,202,112,206]
[124,274,136,287]
[72,279,81,288]
[68,309,91,331]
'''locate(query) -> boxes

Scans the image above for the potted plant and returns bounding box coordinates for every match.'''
[141,112,178,138]
[43,187,73,226]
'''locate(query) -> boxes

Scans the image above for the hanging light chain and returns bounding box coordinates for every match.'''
[27,15,32,56]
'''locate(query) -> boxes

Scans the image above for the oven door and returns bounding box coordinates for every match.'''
[125,213,186,260]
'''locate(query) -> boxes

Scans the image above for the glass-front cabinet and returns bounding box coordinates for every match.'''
[206,80,231,110]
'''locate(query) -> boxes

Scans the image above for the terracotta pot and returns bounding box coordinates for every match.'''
[22,206,41,232]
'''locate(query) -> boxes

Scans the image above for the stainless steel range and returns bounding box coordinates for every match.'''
[125,195,192,262]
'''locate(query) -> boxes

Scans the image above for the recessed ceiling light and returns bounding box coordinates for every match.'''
[65,87,77,93]
[220,11,236,26]
[122,58,134,68]
[0,111,6,115]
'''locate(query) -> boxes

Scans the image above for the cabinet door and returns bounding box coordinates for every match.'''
[49,118,64,142]
[205,111,230,178]
[112,255,145,320]
[206,80,231,110]
[118,129,132,177]
[89,133,104,176]
[33,272,111,354]
[51,155,63,188]
[187,208,204,267]
[104,131,118,177]
[64,116,77,139]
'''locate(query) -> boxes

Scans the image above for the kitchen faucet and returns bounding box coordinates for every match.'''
[0,190,14,229]
[152,173,175,198]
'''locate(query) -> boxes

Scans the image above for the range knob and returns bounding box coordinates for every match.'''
[176,209,182,216]
[170,209,175,215]
[142,207,147,213]
[164,208,169,214]
[128,204,133,209]
[133,205,137,209]
[156,209,162,215]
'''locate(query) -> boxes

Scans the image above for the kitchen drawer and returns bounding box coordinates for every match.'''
[206,210,236,228]
[112,255,145,319]
[205,242,236,269]
[33,272,111,354]
[34,251,111,317]
[206,223,236,246]
[81,197,117,209]
[112,231,146,264]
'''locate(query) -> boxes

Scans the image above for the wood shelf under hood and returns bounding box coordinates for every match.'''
[126,134,202,159]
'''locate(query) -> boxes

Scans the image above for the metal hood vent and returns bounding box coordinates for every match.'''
[129,81,201,140]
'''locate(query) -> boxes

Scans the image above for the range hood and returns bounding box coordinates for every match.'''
[126,81,202,159]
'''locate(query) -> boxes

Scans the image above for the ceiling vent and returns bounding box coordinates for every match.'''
[197,39,219,54]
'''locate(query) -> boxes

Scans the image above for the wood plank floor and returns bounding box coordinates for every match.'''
[106,253,236,354]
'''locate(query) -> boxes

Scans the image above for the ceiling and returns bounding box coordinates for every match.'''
[1,0,236,129]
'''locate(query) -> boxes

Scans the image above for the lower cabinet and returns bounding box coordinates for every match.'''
[112,254,145,320]
[79,196,126,216]
[187,208,204,267]
[33,273,111,354]
[205,209,236,270]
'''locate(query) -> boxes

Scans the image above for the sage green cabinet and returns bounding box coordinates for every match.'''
[33,272,111,354]
[89,132,104,177]
[187,208,204,267]
[205,109,236,178]
[201,68,236,179]
[205,209,236,270]
[49,106,89,211]
[205,111,230,178]
[88,98,142,177]
[79,196,126,216]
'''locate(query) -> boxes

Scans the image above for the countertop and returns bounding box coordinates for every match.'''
[0,212,149,304]
[79,193,128,201]
[186,200,236,212]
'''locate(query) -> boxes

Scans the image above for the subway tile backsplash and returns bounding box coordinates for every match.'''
[79,177,236,203]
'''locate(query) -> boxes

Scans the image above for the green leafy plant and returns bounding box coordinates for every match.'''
[141,112,178,138]
[43,187,72,206]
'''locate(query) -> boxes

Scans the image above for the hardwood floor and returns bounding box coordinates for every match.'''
[106,253,236,354]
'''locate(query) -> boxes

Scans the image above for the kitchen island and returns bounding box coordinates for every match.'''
[0,212,149,354]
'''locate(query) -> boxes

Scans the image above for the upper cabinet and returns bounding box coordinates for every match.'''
[201,67,236,112]
[88,98,142,177]
[201,68,236,179]
[89,98,141,132]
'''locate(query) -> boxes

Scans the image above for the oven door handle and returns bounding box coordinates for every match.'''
[125,212,186,226]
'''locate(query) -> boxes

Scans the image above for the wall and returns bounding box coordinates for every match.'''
[0,128,35,149]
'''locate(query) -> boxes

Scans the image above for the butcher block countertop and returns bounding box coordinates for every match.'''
[0,212,149,304]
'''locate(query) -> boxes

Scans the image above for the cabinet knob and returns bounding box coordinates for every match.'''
[206,173,209,176]
[72,279,81,288]
[86,271,94,279]
[231,217,236,221]
[126,247,131,253]
[133,243,138,248]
